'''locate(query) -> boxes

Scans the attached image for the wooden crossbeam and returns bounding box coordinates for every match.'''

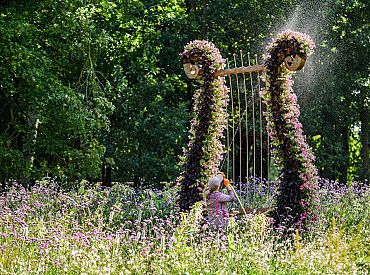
[215,64,266,77]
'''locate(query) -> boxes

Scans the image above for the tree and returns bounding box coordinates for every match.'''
[293,0,369,182]
[0,0,114,186]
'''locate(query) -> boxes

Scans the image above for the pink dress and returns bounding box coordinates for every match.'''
[206,190,235,229]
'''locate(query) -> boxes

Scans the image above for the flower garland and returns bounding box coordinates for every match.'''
[177,40,229,211]
[262,31,319,231]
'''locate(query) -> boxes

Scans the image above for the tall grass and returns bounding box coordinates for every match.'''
[0,179,369,274]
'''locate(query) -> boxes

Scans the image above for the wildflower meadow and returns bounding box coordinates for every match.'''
[0,178,369,274]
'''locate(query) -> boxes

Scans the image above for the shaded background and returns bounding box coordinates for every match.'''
[0,0,368,187]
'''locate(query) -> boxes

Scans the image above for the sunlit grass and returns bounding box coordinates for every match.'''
[0,179,369,274]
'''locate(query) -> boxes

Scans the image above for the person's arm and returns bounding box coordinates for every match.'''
[218,177,235,202]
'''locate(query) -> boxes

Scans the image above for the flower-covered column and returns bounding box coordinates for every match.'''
[262,31,319,231]
[177,40,229,211]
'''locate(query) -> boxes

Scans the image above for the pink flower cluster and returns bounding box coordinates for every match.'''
[267,30,316,55]
[183,40,226,71]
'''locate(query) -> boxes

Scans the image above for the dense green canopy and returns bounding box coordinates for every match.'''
[0,0,368,187]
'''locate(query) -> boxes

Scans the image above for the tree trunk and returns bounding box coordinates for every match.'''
[360,104,369,182]
[27,109,40,169]
[200,0,209,38]
[20,108,39,187]
[101,163,112,187]
[339,125,349,183]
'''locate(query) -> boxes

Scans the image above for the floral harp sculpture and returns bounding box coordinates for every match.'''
[178,31,320,233]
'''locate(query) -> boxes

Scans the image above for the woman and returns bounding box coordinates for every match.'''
[204,173,235,229]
